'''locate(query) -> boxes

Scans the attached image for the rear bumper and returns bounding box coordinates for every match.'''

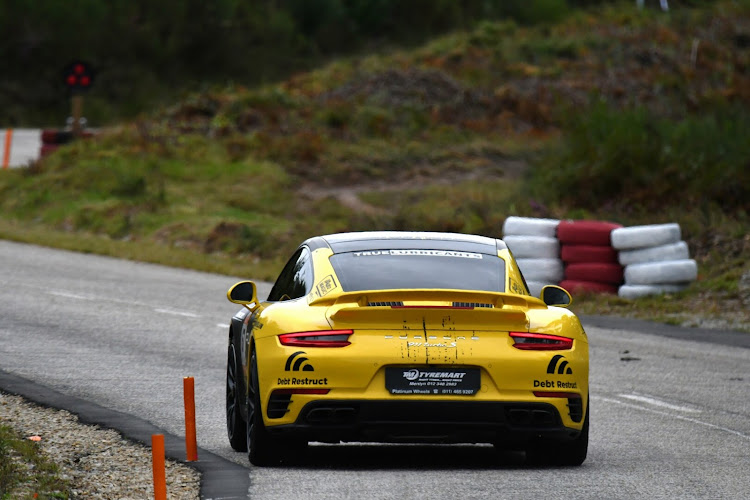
[266,400,582,445]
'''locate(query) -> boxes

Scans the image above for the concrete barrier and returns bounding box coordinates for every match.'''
[1,129,42,168]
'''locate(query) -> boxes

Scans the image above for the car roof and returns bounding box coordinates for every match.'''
[304,231,507,255]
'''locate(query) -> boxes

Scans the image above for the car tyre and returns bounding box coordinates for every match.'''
[247,350,278,466]
[526,400,589,467]
[226,343,247,451]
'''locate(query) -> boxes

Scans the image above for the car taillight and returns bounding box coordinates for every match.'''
[272,388,330,395]
[278,330,353,347]
[533,391,581,398]
[509,332,573,350]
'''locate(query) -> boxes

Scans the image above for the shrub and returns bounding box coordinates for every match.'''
[527,101,750,212]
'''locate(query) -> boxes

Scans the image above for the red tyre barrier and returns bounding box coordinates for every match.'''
[41,129,74,144]
[564,262,624,285]
[40,144,59,156]
[560,280,618,295]
[561,244,618,264]
[557,220,623,246]
[41,129,94,145]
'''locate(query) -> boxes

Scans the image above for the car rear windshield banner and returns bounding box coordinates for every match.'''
[353,250,483,259]
[386,367,480,395]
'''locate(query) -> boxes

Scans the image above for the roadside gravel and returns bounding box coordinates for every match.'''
[0,391,200,499]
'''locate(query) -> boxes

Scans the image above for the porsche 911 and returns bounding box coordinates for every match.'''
[225,231,589,466]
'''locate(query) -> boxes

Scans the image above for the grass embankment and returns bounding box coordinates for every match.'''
[1,1,748,330]
[0,425,70,499]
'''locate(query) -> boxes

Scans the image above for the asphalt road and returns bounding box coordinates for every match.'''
[1,240,748,499]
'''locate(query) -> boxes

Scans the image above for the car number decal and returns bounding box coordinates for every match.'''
[315,275,337,298]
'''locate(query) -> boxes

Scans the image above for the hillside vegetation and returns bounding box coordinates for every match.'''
[1,0,600,126]
[1,1,749,330]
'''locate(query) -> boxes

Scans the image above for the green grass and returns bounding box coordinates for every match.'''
[0,425,70,499]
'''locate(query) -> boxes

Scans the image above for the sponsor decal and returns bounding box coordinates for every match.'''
[402,369,467,381]
[285,351,314,372]
[353,250,482,259]
[386,367,480,395]
[533,379,578,389]
[532,355,577,389]
[547,354,573,375]
[277,376,328,386]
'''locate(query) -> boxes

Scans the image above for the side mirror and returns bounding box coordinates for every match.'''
[227,281,259,310]
[541,285,572,308]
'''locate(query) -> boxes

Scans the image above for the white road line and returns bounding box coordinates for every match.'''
[217,323,230,329]
[154,308,201,318]
[47,291,92,300]
[47,288,206,319]
[595,395,750,441]
[618,393,702,413]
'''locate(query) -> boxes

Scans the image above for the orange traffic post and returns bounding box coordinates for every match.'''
[151,434,167,500]
[2,129,12,169]
[183,376,198,461]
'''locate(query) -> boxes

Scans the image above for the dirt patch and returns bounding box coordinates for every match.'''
[298,157,525,214]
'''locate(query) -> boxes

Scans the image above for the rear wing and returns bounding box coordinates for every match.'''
[310,288,547,309]
[315,289,543,331]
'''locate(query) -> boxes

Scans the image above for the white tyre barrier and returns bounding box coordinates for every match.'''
[516,258,564,283]
[623,259,698,285]
[618,283,690,299]
[502,216,560,238]
[503,235,560,259]
[618,241,690,266]
[611,223,681,250]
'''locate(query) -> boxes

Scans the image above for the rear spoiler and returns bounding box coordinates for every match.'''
[317,289,540,329]
[310,288,547,310]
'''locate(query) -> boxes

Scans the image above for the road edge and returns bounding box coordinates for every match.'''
[580,315,750,349]
[0,368,250,500]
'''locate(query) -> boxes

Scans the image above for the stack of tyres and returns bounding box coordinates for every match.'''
[557,220,624,295]
[40,129,73,157]
[40,129,95,157]
[611,223,697,298]
[501,216,562,297]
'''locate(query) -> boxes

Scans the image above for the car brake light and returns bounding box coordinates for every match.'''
[278,330,353,347]
[272,388,330,395]
[533,391,581,398]
[510,332,573,350]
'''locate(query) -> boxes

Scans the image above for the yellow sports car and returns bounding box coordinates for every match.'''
[225,231,589,466]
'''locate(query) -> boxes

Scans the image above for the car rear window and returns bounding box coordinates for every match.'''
[329,249,506,292]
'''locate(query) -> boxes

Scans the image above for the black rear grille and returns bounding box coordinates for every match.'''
[286,401,571,444]
[567,397,584,423]
[453,302,493,308]
[267,393,292,419]
[368,301,404,307]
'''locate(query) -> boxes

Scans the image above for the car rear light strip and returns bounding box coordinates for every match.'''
[510,332,574,350]
[278,330,353,347]
[533,391,581,399]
